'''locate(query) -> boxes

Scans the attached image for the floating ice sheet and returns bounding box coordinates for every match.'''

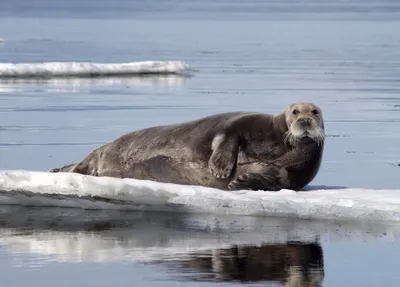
[1,170,400,222]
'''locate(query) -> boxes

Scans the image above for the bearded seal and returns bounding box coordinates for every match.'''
[49,102,325,191]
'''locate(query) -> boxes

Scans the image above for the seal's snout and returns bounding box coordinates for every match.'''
[298,117,312,127]
[286,112,324,147]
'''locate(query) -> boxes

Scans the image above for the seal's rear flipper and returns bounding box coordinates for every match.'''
[227,166,282,191]
[48,163,77,173]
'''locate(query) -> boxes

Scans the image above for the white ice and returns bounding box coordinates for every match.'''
[1,170,400,222]
[0,61,193,77]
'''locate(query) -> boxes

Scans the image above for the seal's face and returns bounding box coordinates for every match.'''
[284,102,325,146]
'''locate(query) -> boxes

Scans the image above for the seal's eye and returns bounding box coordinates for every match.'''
[292,109,299,115]
[311,109,319,115]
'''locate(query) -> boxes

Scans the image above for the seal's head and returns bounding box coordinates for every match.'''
[284,102,325,146]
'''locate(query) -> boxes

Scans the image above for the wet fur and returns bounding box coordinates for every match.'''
[50,103,325,191]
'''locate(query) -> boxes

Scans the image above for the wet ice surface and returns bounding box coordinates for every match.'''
[1,0,400,286]
[1,170,400,223]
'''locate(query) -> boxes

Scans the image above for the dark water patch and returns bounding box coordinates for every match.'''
[1,0,400,20]
[326,134,351,138]
[359,96,400,101]
[327,119,400,123]
[0,142,105,147]
[0,125,104,132]
[346,151,375,154]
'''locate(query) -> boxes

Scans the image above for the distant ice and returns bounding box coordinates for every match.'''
[0,61,193,78]
[1,170,400,222]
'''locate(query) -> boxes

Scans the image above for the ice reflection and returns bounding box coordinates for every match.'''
[0,74,190,93]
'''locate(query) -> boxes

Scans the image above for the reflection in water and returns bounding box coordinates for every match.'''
[0,206,324,266]
[0,206,399,285]
[0,206,325,286]
[168,242,324,287]
[0,74,190,93]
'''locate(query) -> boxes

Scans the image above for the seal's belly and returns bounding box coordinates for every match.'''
[115,154,228,189]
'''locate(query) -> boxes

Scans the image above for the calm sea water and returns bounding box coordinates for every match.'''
[1,0,400,286]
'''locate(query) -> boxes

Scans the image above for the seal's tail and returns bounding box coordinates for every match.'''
[48,163,77,173]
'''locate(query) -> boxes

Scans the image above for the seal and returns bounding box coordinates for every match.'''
[49,102,325,191]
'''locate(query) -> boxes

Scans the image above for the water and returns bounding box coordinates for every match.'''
[1,0,400,286]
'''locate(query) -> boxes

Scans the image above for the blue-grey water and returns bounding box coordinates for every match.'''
[1,0,400,286]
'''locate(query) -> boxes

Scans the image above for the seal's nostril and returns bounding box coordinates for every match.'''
[300,118,312,126]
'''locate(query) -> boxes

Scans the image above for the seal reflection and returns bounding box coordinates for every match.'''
[169,242,324,287]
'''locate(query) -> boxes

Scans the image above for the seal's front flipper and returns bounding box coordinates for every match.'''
[208,134,239,179]
[227,166,282,191]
